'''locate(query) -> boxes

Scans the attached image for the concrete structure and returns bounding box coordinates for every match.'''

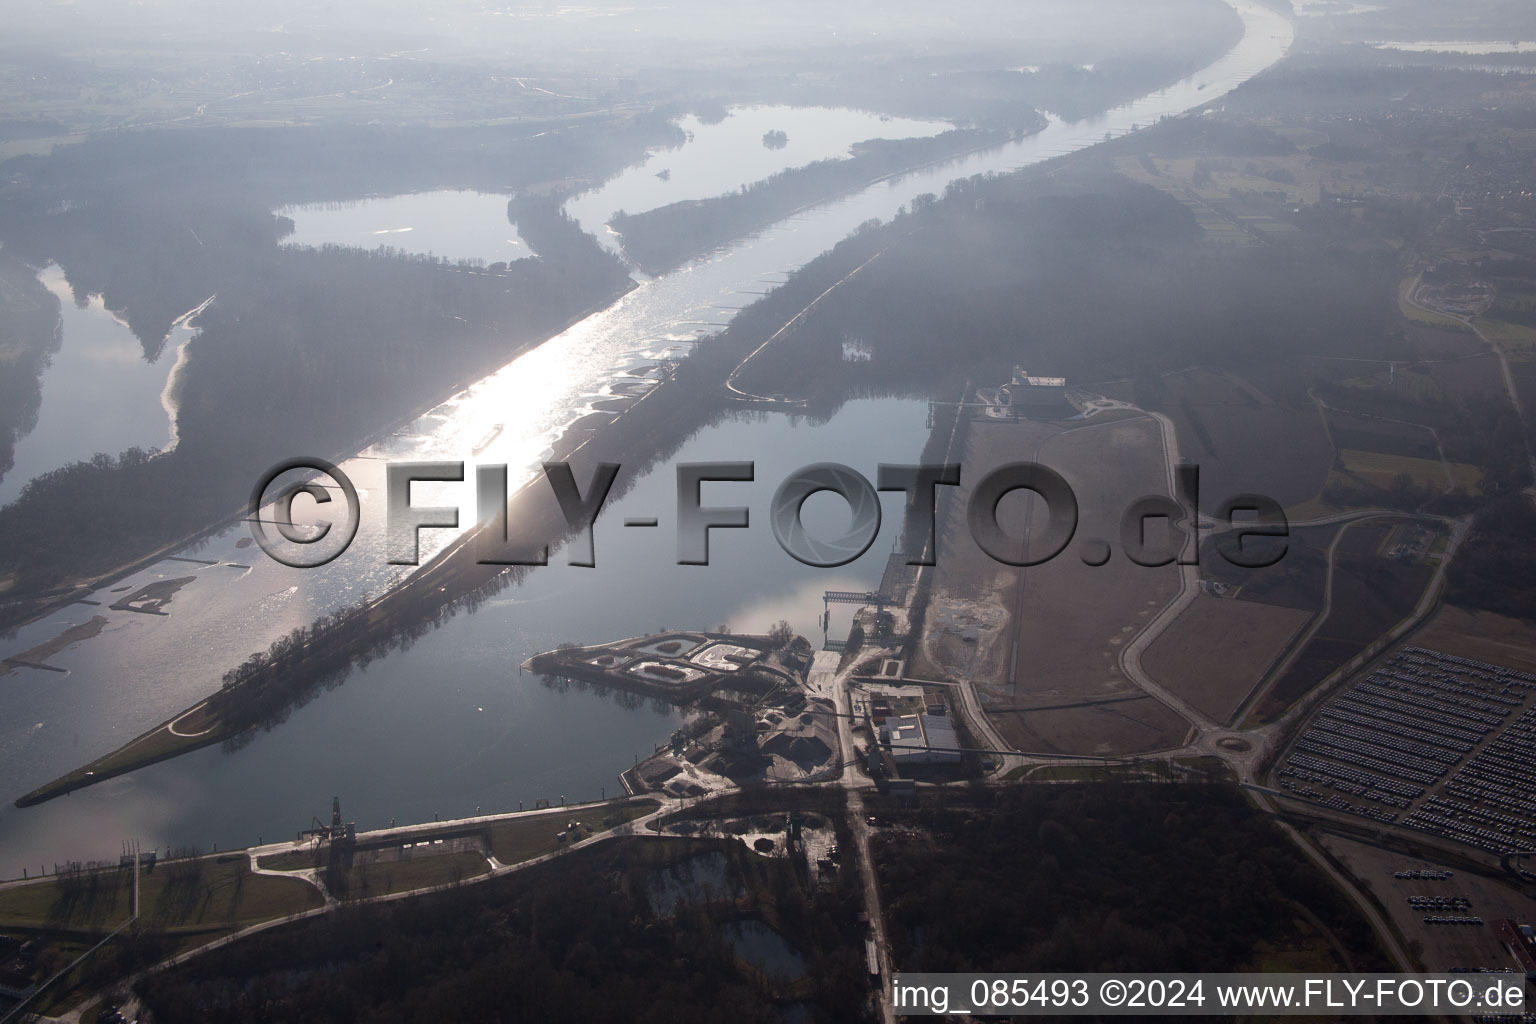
[1494,919,1536,980]
[298,797,356,846]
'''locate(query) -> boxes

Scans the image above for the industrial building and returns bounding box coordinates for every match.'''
[881,713,961,765]
[972,367,1077,420]
[999,367,1074,419]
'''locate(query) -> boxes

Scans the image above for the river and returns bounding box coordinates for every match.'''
[0,0,1292,872]
[0,267,199,508]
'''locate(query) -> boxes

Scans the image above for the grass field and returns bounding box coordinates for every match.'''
[1142,594,1313,724]
[1025,763,1123,782]
[1338,449,1482,492]
[337,851,490,900]
[1205,523,1334,612]
[1252,636,1364,725]
[0,856,321,933]
[1474,317,1536,354]
[488,800,657,865]
[254,799,660,877]
[1244,931,1345,974]
[1412,605,1536,674]
[1173,755,1237,781]
[1511,362,1536,427]
[255,848,321,871]
[1161,370,1335,508]
[1404,323,1484,361]
[1425,350,1509,399]
[1116,152,1327,205]
[0,856,321,1016]
[1330,364,1442,405]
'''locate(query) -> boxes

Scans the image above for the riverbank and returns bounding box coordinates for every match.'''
[610,126,1022,274]
[15,703,226,807]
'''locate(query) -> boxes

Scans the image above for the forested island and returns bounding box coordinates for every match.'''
[609,128,1013,273]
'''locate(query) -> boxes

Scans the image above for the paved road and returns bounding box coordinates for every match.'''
[1252,793,1416,972]
[724,244,894,403]
[1103,402,1218,735]
[847,789,896,1024]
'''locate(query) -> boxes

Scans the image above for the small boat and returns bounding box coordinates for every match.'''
[472,423,503,455]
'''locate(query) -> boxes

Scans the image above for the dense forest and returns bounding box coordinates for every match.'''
[0,251,60,480]
[727,170,1397,400]
[1447,493,1536,621]
[871,783,1392,974]
[0,116,674,615]
[0,215,630,606]
[610,128,1012,273]
[0,116,681,355]
[135,832,872,1024]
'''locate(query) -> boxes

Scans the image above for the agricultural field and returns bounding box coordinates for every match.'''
[1324,408,1440,461]
[1320,350,1505,415]
[1425,351,1510,400]
[1249,518,1441,723]
[1142,594,1313,724]
[988,696,1193,756]
[1204,523,1334,613]
[1158,369,1334,509]
[1412,605,1536,675]
[1337,450,1481,493]
[1402,322,1479,359]
[1114,150,1326,207]
[1474,317,1536,356]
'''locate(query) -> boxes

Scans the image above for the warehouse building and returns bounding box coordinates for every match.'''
[881,713,961,765]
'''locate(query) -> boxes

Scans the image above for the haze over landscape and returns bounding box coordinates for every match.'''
[2,1,1536,1020]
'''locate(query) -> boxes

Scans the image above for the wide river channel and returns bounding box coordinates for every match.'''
[0,0,1292,874]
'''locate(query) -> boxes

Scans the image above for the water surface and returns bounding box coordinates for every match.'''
[0,266,196,507]
[0,0,1294,871]
[277,190,530,264]
[0,398,928,872]
[565,105,952,245]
